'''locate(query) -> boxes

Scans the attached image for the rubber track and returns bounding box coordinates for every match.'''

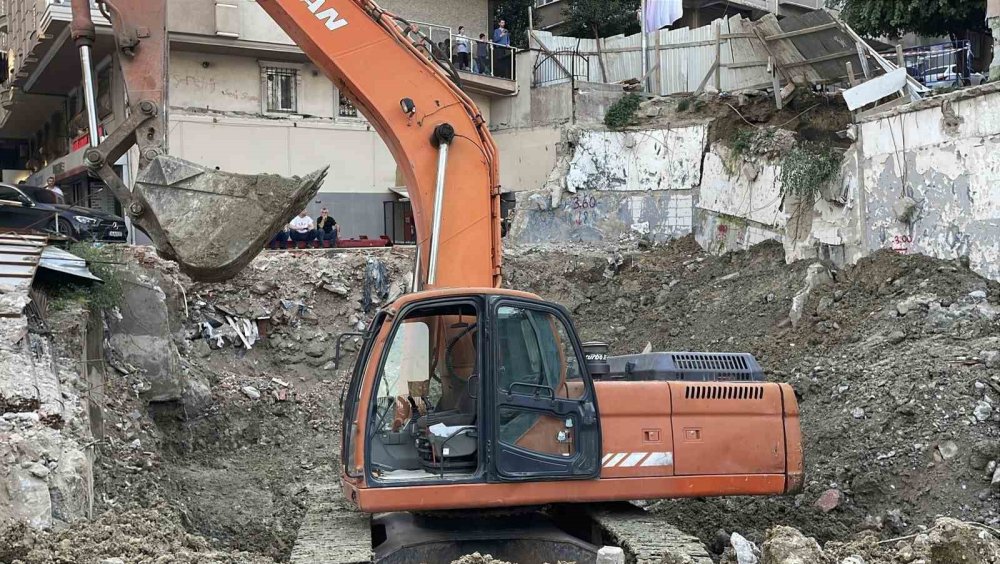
[588,503,713,564]
[290,484,372,564]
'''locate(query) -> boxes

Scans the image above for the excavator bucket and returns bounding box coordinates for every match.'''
[131,156,328,282]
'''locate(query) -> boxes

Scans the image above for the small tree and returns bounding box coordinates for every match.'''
[831,0,986,39]
[563,0,640,81]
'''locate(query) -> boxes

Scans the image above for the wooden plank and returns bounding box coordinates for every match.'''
[0,245,43,254]
[771,57,783,110]
[846,61,858,87]
[751,15,817,84]
[855,42,871,78]
[714,23,722,91]
[694,61,719,95]
[843,68,908,110]
[763,22,840,41]
[772,10,861,83]
[857,96,909,120]
[783,50,858,68]
[837,19,925,100]
[722,60,769,69]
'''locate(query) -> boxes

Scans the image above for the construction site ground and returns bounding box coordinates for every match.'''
[2,238,999,563]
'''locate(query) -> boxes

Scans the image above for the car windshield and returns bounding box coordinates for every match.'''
[0,186,28,202]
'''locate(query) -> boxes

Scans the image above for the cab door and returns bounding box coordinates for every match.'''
[489,299,600,481]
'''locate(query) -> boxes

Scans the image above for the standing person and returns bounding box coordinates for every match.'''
[492,19,511,47]
[45,176,65,202]
[316,207,338,247]
[455,26,471,71]
[492,20,512,79]
[475,34,491,75]
[288,210,317,245]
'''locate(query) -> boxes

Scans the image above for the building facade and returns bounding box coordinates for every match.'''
[0,0,517,240]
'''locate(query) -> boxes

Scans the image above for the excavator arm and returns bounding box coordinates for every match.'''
[70,0,503,288]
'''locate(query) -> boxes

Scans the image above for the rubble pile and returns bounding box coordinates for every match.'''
[3,238,998,562]
[0,305,97,533]
[507,236,1000,549]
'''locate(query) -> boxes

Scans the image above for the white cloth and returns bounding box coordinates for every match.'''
[49,186,64,198]
[455,34,470,54]
[289,215,314,233]
[643,0,682,32]
[428,422,469,438]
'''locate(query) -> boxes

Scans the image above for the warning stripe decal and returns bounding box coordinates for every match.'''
[602,451,673,468]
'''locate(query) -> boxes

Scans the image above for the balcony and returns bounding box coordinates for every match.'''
[0,0,112,137]
[409,20,518,97]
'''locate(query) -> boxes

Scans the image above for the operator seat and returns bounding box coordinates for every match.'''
[415,323,479,473]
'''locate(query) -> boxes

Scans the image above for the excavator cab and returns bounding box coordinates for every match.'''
[342,291,602,490]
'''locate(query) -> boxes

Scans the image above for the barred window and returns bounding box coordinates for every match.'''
[264,67,297,113]
[338,90,358,118]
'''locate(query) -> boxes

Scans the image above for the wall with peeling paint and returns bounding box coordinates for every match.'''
[858,87,1000,281]
[566,128,707,192]
[507,84,1000,282]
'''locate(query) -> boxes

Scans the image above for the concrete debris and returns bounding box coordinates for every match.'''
[730,532,760,564]
[892,197,920,224]
[5,238,1000,561]
[760,526,824,564]
[596,545,626,564]
[815,489,845,513]
[789,263,832,328]
[451,553,513,564]
[937,441,960,460]
[974,401,994,422]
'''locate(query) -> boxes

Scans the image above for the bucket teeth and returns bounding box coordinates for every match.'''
[133,155,328,282]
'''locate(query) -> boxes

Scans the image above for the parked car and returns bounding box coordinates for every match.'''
[0,182,129,242]
[923,65,961,89]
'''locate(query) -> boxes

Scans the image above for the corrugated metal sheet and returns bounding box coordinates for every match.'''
[0,234,45,316]
[38,246,103,283]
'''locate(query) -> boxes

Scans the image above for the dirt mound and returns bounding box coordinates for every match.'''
[15,240,996,562]
[508,236,1000,549]
[1,505,273,563]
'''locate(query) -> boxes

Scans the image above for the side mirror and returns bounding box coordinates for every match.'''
[18,196,33,208]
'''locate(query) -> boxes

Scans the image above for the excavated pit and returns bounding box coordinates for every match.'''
[2,239,998,563]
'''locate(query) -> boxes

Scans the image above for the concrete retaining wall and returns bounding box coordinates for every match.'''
[507,83,1000,282]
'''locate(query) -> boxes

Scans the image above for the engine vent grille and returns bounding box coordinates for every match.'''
[673,353,750,372]
[684,384,764,400]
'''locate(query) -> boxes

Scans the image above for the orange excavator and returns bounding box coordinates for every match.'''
[71,1,803,561]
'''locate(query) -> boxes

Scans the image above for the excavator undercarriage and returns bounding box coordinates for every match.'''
[290,485,714,564]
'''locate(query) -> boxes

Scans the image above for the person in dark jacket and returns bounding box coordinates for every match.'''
[475,34,491,75]
[316,207,338,247]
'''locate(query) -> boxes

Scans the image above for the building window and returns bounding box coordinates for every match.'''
[337,90,358,118]
[264,66,298,113]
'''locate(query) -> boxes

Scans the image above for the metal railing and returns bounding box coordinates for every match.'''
[406,19,518,82]
[885,40,981,90]
[533,49,589,86]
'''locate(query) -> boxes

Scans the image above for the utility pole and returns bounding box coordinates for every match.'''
[640,0,650,92]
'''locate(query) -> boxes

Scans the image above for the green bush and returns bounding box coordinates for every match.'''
[604,93,643,129]
[48,243,125,311]
[779,143,843,203]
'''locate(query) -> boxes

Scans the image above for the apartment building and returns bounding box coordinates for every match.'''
[533,0,823,36]
[0,0,517,240]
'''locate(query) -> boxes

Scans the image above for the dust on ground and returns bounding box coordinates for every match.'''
[4,238,999,563]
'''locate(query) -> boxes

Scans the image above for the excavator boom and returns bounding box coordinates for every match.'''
[70,0,502,286]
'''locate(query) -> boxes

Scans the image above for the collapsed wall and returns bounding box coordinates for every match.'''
[506,83,1000,283]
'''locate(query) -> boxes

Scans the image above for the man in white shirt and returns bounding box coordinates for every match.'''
[288,210,317,245]
[45,176,65,202]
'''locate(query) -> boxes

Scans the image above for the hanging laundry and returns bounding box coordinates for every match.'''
[643,0,683,32]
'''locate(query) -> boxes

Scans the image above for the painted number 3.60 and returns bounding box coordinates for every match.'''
[571,195,598,210]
